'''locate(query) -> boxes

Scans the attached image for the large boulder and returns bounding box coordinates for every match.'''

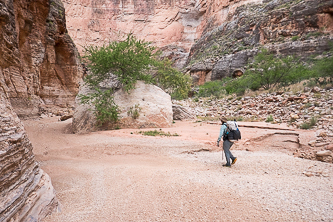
[72,81,173,133]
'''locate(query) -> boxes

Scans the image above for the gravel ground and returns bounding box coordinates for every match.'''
[23,117,333,222]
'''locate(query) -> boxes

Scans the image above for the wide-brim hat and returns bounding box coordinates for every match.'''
[220,117,228,123]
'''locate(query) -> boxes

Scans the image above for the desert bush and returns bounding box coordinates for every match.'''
[300,117,317,129]
[265,115,274,122]
[138,130,180,136]
[244,49,307,89]
[198,81,225,98]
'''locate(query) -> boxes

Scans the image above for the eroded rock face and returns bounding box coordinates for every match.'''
[0,89,58,221]
[72,81,173,133]
[63,0,261,68]
[172,104,195,120]
[0,0,83,118]
[187,0,333,83]
[0,0,82,220]
[64,0,333,85]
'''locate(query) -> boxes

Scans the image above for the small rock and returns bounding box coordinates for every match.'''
[311,87,321,93]
[318,132,327,137]
[315,143,329,147]
[316,150,332,157]
[304,172,314,177]
[308,140,316,147]
[326,144,333,151]
[60,114,73,121]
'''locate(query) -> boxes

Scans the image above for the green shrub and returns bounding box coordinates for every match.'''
[300,122,311,129]
[127,104,141,119]
[300,117,317,129]
[291,36,299,41]
[265,115,274,122]
[138,130,180,137]
[244,49,306,90]
[198,81,225,98]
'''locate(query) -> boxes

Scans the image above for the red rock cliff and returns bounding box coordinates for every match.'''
[63,0,258,68]
[0,0,83,221]
[0,0,83,118]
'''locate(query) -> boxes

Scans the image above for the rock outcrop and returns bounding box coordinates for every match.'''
[187,0,333,84]
[73,81,173,133]
[172,104,195,120]
[0,89,58,221]
[64,0,333,83]
[0,0,83,220]
[63,0,265,68]
[0,0,83,118]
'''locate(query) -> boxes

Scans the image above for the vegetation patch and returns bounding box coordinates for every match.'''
[196,47,333,98]
[300,117,317,129]
[138,130,180,137]
[265,115,274,122]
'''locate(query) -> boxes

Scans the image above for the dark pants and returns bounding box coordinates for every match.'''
[223,140,235,165]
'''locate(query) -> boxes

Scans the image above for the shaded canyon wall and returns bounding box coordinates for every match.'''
[0,0,84,221]
[0,0,83,118]
[0,90,58,221]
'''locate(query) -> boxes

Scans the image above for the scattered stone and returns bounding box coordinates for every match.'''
[315,143,329,147]
[316,150,332,157]
[326,144,333,151]
[304,172,314,177]
[311,87,321,93]
[308,140,317,147]
[60,114,73,121]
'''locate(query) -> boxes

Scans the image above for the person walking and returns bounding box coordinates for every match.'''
[217,117,237,167]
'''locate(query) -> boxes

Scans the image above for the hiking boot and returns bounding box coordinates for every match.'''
[223,164,231,167]
[232,157,237,165]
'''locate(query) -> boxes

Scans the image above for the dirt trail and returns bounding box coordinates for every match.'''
[23,117,333,221]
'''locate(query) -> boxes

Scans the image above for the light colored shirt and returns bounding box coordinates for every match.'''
[217,123,227,142]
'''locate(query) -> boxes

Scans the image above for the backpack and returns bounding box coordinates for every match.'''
[225,121,241,142]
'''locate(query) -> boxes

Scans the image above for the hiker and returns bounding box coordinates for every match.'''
[217,117,237,167]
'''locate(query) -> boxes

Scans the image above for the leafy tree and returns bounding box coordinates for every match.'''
[80,34,191,125]
[153,58,192,99]
[245,49,305,89]
[197,80,225,98]
[83,34,155,91]
[311,54,333,84]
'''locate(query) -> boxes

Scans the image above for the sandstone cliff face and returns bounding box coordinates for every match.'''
[63,0,258,68]
[0,89,58,221]
[64,0,333,84]
[0,0,82,220]
[187,0,333,84]
[0,0,83,118]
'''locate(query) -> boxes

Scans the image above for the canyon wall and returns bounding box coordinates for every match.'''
[187,0,333,84]
[64,0,333,84]
[0,0,83,220]
[0,0,83,118]
[63,0,259,68]
[0,89,58,221]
